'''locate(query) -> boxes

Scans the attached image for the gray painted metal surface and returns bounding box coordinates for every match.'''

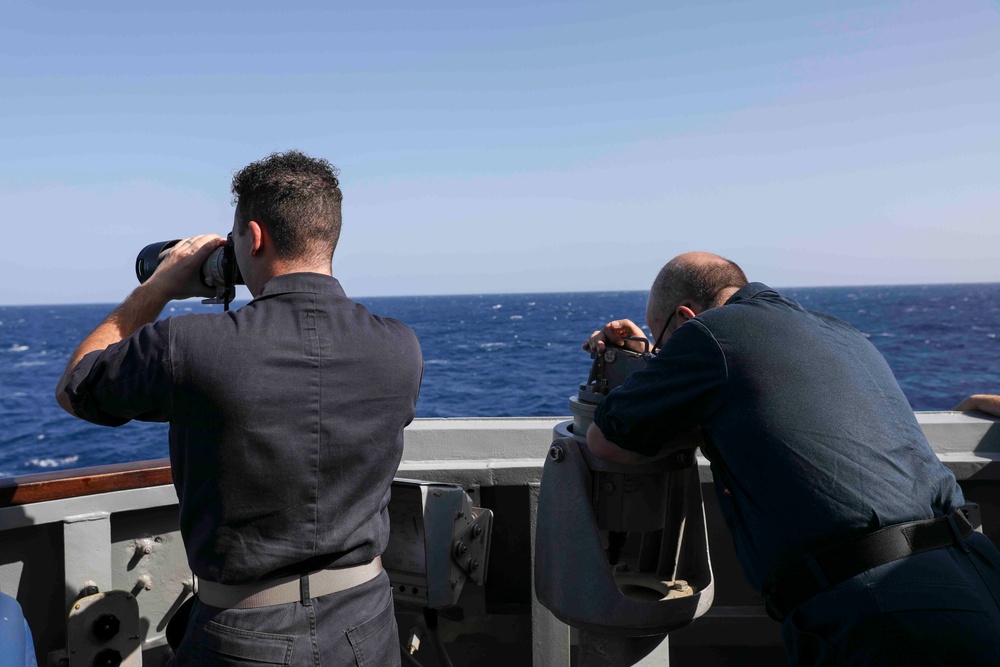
[0,412,996,666]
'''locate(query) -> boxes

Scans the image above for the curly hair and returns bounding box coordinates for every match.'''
[231,150,344,261]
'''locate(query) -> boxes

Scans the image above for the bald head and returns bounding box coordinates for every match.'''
[646,252,748,325]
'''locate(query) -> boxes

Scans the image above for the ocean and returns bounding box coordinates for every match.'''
[1,284,998,477]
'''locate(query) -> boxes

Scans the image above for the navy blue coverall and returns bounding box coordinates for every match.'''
[595,283,1000,666]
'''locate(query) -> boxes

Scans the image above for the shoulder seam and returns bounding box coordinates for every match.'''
[688,318,729,385]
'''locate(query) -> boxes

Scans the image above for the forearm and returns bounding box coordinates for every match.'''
[587,422,648,464]
[958,394,1000,418]
[585,422,701,464]
[55,283,171,415]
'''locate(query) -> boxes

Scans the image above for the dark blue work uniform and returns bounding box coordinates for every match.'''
[65,273,422,667]
[595,283,1000,666]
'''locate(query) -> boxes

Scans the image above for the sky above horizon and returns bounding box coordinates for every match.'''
[2,0,998,305]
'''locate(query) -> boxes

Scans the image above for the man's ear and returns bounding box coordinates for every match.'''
[677,303,699,321]
[248,221,265,257]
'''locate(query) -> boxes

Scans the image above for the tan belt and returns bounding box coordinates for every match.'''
[197,556,383,609]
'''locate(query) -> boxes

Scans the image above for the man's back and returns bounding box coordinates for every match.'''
[696,284,963,586]
[68,272,422,584]
[171,273,422,583]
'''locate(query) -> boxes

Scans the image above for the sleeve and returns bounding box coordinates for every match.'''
[593,318,728,457]
[63,318,174,426]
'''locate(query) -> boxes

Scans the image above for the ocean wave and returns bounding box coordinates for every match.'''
[7,344,28,352]
[491,304,503,310]
[480,342,506,350]
[24,455,80,469]
[509,315,523,320]
[14,361,48,368]
[425,359,449,365]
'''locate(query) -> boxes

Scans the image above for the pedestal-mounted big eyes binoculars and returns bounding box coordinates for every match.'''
[535,338,714,663]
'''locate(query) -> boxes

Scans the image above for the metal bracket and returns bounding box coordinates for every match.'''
[67,590,142,667]
[451,507,493,586]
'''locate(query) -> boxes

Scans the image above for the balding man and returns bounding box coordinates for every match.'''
[584,252,1000,666]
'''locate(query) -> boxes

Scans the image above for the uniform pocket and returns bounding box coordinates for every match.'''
[191,620,294,665]
[870,580,985,613]
[859,580,1000,664]
[347,596,399,667]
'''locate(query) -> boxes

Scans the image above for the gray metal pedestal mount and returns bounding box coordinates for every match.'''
[534,343,715,667]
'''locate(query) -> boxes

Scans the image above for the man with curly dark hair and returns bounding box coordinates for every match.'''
[56,150,420,666]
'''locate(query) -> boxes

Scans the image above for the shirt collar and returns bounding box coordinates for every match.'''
[254,273,347,299]
[724,282,774,305]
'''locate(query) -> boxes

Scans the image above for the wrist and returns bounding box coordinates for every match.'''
[138,275,183,308]
[139,276,178,304]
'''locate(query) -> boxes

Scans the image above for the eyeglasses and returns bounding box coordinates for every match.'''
[651,312,675,354]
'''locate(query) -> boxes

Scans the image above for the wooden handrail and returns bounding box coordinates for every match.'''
[0,458,173,508]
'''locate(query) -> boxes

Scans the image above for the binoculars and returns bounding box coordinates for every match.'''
[135,234,244,308]
[535,341,715,660]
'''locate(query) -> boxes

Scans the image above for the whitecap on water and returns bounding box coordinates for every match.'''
[25,455,79,469]
[424,359,449,365]
[509,315,523,320]
[491,304,502,310]
[14,361,47,368]
[480,342,505,350]
[7,344,28,352]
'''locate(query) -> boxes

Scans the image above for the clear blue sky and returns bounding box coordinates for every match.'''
[1,0,998,305]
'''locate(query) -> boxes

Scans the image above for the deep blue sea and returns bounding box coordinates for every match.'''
[1,284,998,477]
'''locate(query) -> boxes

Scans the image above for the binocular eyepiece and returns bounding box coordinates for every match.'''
[135,234,244,308]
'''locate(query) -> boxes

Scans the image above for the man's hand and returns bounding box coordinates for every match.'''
[144,234,227,301]
[582,318,649,355]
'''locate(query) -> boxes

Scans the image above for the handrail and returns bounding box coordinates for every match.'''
[0,413,994,509]
[0,458,172,508]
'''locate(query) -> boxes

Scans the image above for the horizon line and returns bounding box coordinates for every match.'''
[2,279,999,308]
